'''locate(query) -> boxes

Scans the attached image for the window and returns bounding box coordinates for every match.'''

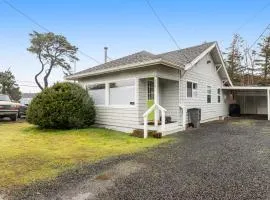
[109,80,135,105]
[0,94,10,101]
[187,81,198,98]
[207,86,211,103]
[148,79,154,100]
[87,84,105,105]
[217,88,221,103]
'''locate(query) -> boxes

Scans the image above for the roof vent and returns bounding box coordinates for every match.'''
[104,47,108,63]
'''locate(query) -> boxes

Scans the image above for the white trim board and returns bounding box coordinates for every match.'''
[66,59,182,80]
[222,86,270,90]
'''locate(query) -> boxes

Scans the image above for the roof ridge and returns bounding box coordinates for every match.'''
[158,41,216,56]
[103,50,155,63]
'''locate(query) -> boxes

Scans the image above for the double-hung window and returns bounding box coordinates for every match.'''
[217,88,221,103]
[207,86,211,103]
[147,79,154,100]
[109,79,135,105]
[187,81,198,98]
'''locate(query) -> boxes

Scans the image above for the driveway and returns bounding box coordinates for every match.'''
[98,120,270,200]
[9,120,270,200]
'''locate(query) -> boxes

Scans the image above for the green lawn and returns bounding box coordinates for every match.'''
[0,122,170,189]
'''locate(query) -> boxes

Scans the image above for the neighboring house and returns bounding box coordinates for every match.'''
[66,42,270,137]
[20,93,37,105]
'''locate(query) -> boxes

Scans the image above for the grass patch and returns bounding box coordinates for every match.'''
[230,120,254,126]
[0,122,170,189]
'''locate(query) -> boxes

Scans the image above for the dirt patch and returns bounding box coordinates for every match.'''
[56,161,145,200]
[95,173,113,181]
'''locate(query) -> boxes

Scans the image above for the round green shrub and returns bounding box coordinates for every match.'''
[27,82,96,129]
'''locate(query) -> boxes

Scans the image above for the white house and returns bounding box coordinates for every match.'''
[66,42,270,138]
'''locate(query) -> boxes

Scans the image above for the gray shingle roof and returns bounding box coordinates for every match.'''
[158,42,215,66]
[72,42,215,77]
[73,51,157,76]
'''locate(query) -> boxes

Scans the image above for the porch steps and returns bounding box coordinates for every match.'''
[139,122,183,136]
[156,123,184,136]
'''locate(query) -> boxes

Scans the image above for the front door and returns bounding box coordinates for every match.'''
[147,79,154,121]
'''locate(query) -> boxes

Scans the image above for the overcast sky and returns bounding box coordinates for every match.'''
[0,0,270,93]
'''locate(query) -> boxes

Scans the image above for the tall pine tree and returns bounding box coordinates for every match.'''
[256,35,270,83]
[225,34,244,85]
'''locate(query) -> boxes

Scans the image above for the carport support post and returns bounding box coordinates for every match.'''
[267,89,270,120]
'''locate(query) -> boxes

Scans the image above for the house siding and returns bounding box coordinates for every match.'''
[78,65,179,129]
[160,79,180,123]
[180,54,228,123]
[77,53,229,131]
[95,106,139,128]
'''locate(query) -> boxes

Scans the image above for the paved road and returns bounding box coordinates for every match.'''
[9,120,270,200]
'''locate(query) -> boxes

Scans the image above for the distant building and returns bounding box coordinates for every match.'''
[20,93,37,105]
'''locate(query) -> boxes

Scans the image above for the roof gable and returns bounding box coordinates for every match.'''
[182,43,233,86]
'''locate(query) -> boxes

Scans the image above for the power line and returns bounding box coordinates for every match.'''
[1,0,101,64]
[16,80,36,83]
[107,56,114,61]
[248,23,270,51]
[241,23,270,76]
[234,1,270,33]
[2,0,50,32]
[19,84,39,88]
[144,0,191,62]
[77,51,101,64]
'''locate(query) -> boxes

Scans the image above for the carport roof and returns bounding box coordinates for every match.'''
[222,86,270,90]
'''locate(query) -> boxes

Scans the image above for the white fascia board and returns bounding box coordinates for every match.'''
[184,43,216,71]
[215,43,233,86]
[65,59,181,80]
[222,86,270,90]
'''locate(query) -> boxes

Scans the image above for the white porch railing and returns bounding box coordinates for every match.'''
[143,104,167,138]
[179,104,187,131]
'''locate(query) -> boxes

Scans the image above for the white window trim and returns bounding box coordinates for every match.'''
[186,80,198,99]
[85,77,137,108]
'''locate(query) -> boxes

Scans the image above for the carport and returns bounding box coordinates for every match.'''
[222,86,270,120]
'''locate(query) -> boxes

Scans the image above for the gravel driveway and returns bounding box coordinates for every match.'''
[97,120,270,200]
[9,119,270,200]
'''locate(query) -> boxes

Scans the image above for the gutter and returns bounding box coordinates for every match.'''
[65,59,182,80]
